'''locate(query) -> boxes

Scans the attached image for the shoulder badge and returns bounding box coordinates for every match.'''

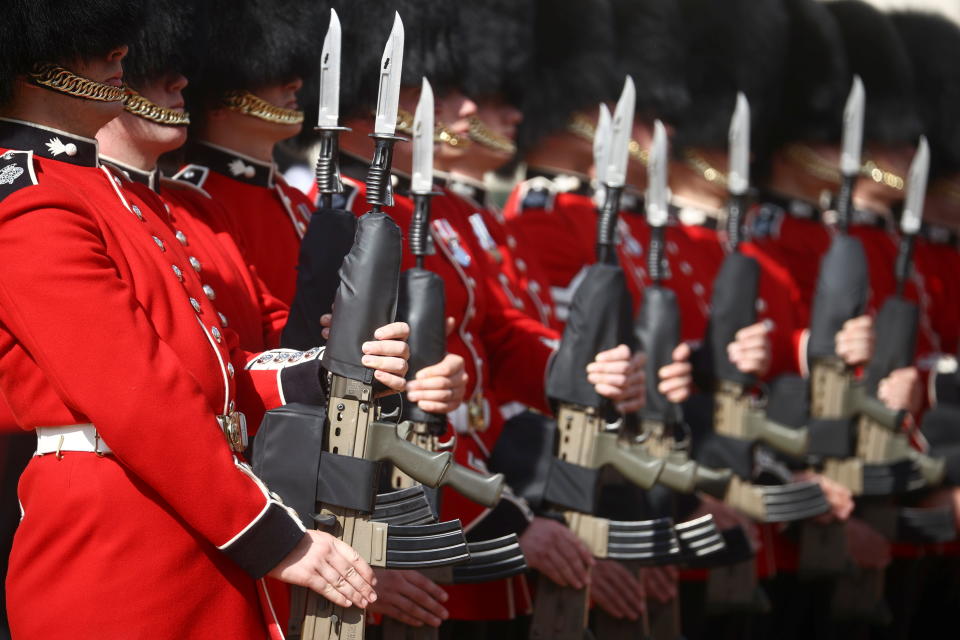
[172,164,210,189]
[751,202,785,240]
[329,181,359,212]
[0,150,38,203]
[518,176,557,213]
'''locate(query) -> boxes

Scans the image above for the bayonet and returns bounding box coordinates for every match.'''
[374,13,404,137]
[317,8,341,129]
[595,77,635,263]
[901,136,928,237]
[411,77,434,195]
[604,76,635,189]
[645,120,669,284]
[836,76,865,231]
[313,8,350,209]
[725,93,750,251]
[592,104,611,206]
[727,93,750,197]
[366,13,407,211]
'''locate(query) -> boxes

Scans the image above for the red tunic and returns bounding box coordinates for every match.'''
[0,120,316,640]
[176,142,313,306]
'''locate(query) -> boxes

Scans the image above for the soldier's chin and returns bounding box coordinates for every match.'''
[82,96,127,128]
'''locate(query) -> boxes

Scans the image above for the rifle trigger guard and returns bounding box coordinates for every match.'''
[436,434,457,452]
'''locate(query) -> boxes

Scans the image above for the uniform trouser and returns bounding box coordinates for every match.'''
[368,617,531,640]
[877,555,960,640]
[678,580,755,640]
[0,432,34,640]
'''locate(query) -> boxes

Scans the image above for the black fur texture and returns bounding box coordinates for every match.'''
[610,0,689,125]
[825,0,922,146]
[454,0,534,104]
[334,0,461,118]
[891,12,960,176]
[1,0,145,107]
[674,0,790,155]
[188,0,314,110]
[122,0,200,88]
[775,0,850,145]
[517,0,620,153]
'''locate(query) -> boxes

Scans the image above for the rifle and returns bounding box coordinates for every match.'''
[379,80,523,640]
[706,94,810,458]
[529,81,698,640]
[282,8,357,351]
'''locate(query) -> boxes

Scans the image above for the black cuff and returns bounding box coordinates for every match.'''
[222,502,305,579]
[465,496,533,542]
[280,359,327,406]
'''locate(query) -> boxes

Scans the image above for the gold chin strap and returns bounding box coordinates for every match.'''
[28,63,126,103]
[397,107,471,148]
[124,89,191,126]
[467,116,515,155]
[860,159,904,191]
[787,143,904,191]
[568,112,649,165]
[222,90,304,125]
[684,150,728,187]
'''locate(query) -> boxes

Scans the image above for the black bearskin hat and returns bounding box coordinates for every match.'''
[517,0,620,153]
[454,0,534,104]
[123,0,200,89]
[189,0,314,111]
[610,0,689,125]
[334,0,460,118]
[825,0,922,146]
[0,0,145,107]
[891,12,960,176]
[774,0,849,146]
[674,0,790,155]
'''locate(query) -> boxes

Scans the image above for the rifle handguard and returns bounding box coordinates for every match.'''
[441,462,505,507]
[715,382,810,457]
[591,432,664,489]
[366,420,451,486]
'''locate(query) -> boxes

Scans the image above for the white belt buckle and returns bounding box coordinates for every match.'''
[217,411,248,452]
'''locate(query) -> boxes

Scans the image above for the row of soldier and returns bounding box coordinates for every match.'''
[2,0,960,639]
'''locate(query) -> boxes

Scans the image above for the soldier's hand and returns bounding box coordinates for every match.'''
[658,343,693,403]
[362,322,411,392]
[406,353,468,413]
[835,315,874,367]
[642,565,678,603]
[320,313,333,340]
[268,530,378,609]
[878,366,923,415]
[587,344,646,413]
[796,471,853,523]
[846,517,891,570]
[519,517,595,589]
[591,559,646,620]
[367,569,449,627]
[727,321,772,378]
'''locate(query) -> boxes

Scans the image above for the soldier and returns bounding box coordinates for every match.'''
[174,0,316,306]
[317,0,648,635]
[0,1,416,636]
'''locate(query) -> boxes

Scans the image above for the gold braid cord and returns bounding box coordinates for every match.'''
[222,90,304,125]
[467,116,516,155]
[568,112,648,165]
[397,107,471,148]
[685,150,728,187]
[28,63,126,102]
[787,144,904,191]
[124,89,190,126]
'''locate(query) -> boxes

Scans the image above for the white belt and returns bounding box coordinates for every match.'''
[35,425,112,456]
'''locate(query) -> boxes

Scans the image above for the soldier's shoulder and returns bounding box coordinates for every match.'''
[171,164,211,189]
[0,150,40,203]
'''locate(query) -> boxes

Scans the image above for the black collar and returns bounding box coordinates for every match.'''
[920,223,959,246]
[759,189,823,222]
[187,142,275,188]
[0,117,99,168]
[101,157,160,192]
